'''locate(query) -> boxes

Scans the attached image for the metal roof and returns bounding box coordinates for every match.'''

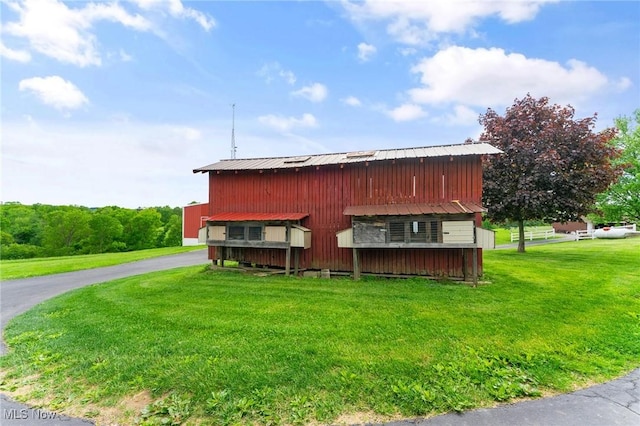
[194,142,501,173]
[343,202,486,216]
[206,212,309,222]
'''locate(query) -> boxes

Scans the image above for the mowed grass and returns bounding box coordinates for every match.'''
[1,239,639,425]
[0,246,205,280]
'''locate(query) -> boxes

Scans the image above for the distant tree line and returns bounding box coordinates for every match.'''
[0,203,183,259]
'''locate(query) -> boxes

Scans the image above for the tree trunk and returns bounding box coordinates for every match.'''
[518,219,526,253]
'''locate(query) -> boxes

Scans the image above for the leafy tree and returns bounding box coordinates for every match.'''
[479,94,621,252]
[126,208,162,250]
[162,215,183,247]
[88,208,124,253]
[42,207,92,255]
[0,202,43,245]
[593,110,640,223]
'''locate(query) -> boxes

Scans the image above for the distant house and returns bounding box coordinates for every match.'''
[182,202,209,246]
[193,143,501,281]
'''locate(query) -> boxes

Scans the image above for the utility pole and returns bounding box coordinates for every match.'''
[230,103,237,159]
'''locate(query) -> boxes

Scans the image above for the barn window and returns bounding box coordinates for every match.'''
[247,226,263,241]
[389,222,405,242]
[226,224,264,241]
[409,221,427,242]
[386,219,442,243]
[228,226,245,240]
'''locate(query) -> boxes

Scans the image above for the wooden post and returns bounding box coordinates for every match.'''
[353,248,360,280]
[294,248,300,275]
[285,245,291,276]
[219,246,225,267]
[462,248,468,281]
[285,221,291,276]
[472,247,478,287]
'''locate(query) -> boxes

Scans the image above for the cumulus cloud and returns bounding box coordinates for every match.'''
[357,42,377,61]
[292,83,328,103]
[257,62,297,85]
[3,0,150,67]
[443,104,479,126]
[408,46,613,108]
[258,113,318,132]
[386,104,427,122]
[342,96,362,107]
[2,0,214,67]
[341,0,557,45]
[131,0,216,31]
[0,40,31,62]
[19,76,89,110]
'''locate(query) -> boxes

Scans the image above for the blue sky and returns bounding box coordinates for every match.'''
[2,0,639,208]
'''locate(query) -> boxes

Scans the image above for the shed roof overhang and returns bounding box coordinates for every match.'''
[343,202,485,216]
[206,212,309,222]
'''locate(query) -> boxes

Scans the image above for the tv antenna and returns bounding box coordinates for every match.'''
[230,103,237,159]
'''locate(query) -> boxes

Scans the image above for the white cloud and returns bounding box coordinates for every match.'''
[257,62,297,85]
[357,42,377,61]
[131,0,216,31]
[19,76,89,110]
[408,46,613,108]
[119,49,133,62]
[258,113,318,132]
[0,40,31,62]
[292,83,328,103]
[398,47,417,57]
[342,96,362,107]
[386,104,427,122]
[2,0,214,67]
[443,104,479,126]
[1,118,209,208]
[172,126,202,141]
[3,0,151,67]
[341,0,557,45]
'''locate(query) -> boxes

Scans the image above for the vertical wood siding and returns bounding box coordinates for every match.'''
[207,156,484,277]
[183,203,209,238]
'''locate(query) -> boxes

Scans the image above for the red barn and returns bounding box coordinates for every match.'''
[181,202,209,246]
[193,143,500,281]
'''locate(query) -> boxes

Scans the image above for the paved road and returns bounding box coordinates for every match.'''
[1,248,638,425]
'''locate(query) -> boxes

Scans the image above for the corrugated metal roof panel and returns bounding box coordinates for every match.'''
[206,212,309,222]
[343,202,486,216]
[193,142,502,172]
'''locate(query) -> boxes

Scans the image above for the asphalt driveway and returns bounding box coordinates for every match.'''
[1,248,638,425]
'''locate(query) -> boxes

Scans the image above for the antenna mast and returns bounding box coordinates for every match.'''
[230,103,237,159]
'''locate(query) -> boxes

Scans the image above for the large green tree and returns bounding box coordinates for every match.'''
[126,208,162,250]
[593,110,640,223]
[42,207,92,256]
[479,94,621,252]
[88,208,124,253]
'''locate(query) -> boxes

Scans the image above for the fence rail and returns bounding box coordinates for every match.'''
[510,229,556,242]
[575,224,637,241]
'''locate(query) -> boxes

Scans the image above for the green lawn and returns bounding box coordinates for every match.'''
[0,246,205,280]
[1,239,639,425]
[493,226,559,245]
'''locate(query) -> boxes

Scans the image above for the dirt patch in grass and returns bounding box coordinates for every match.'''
[84,390,154,425]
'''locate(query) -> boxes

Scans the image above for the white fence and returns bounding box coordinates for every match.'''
[510,228,556,242]
[575,224,637,241]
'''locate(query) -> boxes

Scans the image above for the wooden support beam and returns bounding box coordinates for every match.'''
[462,248,468,281]
[472,247,478,287]
[294,248,300,275]
[285,245,291,276]
[353,248,360,280]
[285,221,291,276]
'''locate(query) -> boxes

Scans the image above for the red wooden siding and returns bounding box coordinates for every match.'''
[183,203,209,239]
[207,156,484,277]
